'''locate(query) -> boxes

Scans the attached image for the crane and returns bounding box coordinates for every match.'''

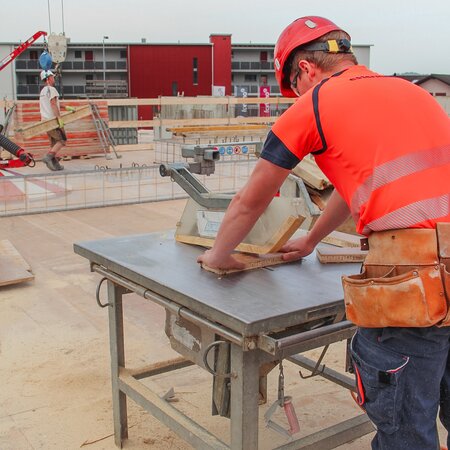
[0,31,48,72]
[0,32,47,167]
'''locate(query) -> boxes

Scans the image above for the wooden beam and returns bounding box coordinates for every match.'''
[316,246,367,264]
[176,215,303,255]
[15,105,92,139]
[167,125,268,134]
[201,252,290,275]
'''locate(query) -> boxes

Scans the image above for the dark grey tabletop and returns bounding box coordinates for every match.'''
[74,232,359,336]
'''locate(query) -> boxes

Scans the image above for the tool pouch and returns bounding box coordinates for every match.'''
[342,227,449,328]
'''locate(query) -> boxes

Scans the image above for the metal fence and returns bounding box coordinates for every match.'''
[0,159,257,217]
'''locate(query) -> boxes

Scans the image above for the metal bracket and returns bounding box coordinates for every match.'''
[299,345,328,379]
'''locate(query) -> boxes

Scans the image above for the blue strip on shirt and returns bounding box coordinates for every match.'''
[259,130,300,170]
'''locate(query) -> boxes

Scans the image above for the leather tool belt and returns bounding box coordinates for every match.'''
[342,223,450,328]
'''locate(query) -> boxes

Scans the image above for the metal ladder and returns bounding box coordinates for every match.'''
[90,103,121,160]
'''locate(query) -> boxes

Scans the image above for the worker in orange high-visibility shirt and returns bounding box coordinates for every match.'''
[198,16,450,450]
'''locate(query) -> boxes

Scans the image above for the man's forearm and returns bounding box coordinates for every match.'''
[207,159,290,259]
[307,189,351,246]
[209,191,270,256]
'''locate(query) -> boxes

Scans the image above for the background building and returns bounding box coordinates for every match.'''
[0,35,372,104]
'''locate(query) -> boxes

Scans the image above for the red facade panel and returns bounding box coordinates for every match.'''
[210,35,232,96]
[129,45,213,119]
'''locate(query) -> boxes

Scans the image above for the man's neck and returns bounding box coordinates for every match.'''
[321,62,356,79]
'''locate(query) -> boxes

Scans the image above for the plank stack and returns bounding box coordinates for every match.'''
[11,100,109,160]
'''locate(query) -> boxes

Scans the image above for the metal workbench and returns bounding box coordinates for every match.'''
[74,232,373,449]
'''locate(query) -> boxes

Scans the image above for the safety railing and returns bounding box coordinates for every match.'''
[0,159,257,217]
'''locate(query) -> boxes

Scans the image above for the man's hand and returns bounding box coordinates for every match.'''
[57,117,64,129]
[279,235,316,262]
[197,249,246,271]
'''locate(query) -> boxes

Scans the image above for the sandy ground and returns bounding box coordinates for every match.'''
[0,151,444,449]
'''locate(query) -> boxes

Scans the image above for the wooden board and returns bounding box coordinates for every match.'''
[0,240,34,286]
[176,215,303,255]
[322,230,362,248]
[201,252,288,275]
[291,157,331,190]
[295,229,362,248]
[15,105,92,139]
[316,246,367,264]
[168,125,268,134]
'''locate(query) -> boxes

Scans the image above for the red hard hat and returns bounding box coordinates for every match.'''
[274,16,345,97]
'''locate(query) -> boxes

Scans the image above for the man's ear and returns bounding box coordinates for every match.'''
[299,60,316,81]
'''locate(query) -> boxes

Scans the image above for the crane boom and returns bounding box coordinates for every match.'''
[0,31,47,72]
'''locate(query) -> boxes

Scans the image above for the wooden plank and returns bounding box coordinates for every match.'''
[176,215,303,255]
[201,252,288,275]
[109,116,282,129]
[292,157,330,190]
[0,240,34,286]
[168,125,268,134]
[15,105,92,139]
[316,246,367,264]
[322,231,362,248]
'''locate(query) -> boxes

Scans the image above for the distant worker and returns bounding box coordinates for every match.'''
[198,16,450,450]
[39,70,65,171]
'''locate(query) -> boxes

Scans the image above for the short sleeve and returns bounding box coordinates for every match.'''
[260,93,323,169]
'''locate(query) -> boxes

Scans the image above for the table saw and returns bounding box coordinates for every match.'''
[74,232,374,449]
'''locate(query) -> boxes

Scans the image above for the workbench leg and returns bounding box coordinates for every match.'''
[230,345,260,450]
[107,281,128,448]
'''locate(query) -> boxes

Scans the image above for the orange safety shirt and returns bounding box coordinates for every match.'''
[260,65,450,235]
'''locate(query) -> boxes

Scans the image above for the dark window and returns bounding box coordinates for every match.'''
[26,74,39,84]
[86,74,93,81]
[74,50,82,58]
[29,50,38,60]
[260,51,268,62]
[120,50,127,59]
[172,81,178,96]
[193,57,198,85]
[85,50,94,61]
[435,92,447,96]
[244,74,257,82]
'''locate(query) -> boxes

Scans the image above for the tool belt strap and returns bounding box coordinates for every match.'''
[363,228,441,266]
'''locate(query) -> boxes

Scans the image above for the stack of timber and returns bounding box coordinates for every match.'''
[12,100,109,160]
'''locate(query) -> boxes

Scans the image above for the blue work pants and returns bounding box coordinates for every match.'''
[351,326,450,449]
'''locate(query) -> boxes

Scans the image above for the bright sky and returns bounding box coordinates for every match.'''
[1,0,450,75]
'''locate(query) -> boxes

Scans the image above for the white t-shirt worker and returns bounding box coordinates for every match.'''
[39,70,66,171]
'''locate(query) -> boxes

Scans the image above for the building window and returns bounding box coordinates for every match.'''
[86,74,93,81]
[75,50,82,58]
[260,51,268,62]
[244,74,257,82]
[85,50,94,61]
[435,92,447,96]
[120,50,127,59]
[193,57,198,85]
[172,81,178,96]
[26,74,39,84]
[29,50,38,60]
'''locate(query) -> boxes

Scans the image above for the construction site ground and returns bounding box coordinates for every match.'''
[0,150,447,449]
